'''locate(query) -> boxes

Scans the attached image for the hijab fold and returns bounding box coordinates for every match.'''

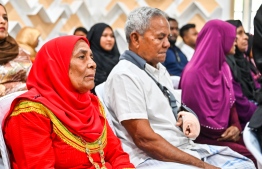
[5,36,103,142]
[87,23,120,87]
[180,20,236,129]
[0,35,19,65]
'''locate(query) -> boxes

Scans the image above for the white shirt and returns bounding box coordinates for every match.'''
[180,43,195,61]
[104,59,196,166]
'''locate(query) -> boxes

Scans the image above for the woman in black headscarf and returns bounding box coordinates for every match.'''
[226,20,257,101]
[226,20,257,130]
[87,23,120,92]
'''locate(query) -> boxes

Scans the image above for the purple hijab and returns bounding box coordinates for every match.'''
[180,20,236,129]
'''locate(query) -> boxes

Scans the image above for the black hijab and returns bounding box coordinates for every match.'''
[226,20,256,101]
[87,23,120,87]
[245,33,260,75]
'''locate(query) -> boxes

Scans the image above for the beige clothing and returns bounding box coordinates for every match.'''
[0,48,32,97]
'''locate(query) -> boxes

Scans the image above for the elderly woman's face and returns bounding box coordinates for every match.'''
[69,40,96,93]
[236,26,248,52]
[0,5,8,40]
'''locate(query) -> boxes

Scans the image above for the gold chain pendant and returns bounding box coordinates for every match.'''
[80,137,107,169]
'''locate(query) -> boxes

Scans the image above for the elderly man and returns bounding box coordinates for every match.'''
[104,7,255,169]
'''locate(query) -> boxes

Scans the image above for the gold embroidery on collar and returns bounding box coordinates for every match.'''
[11,100,107,153]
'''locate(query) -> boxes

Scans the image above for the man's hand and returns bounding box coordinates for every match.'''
[217,126,240,142]
[121,119,218,168]
[203,162,221,169]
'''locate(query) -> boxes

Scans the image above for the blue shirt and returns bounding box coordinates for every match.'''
[163,45,188,76]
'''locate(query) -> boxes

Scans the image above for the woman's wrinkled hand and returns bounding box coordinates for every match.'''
[217,126,240,142]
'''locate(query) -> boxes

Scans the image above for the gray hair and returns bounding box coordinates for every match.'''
[125,6,167,43]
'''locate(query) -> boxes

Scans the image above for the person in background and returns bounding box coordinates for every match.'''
[180,19,256,165]
[179,23,198,61]
[16,26,41,63]
[3,35,135,169]
[0,3,32,97]
[87,23,120,92]
[74,26,88,37]
[104,7,255,169]
[162,17,188,88]
[226,20,257,130]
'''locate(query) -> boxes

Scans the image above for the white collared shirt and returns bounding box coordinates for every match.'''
[104,60,194,166]
[180,43,195,61]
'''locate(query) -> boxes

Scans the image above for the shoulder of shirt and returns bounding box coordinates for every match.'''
[108,60,146,83]
[166,48,175,56]
[114,60,142,72]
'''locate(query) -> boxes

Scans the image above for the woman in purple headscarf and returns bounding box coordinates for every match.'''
[180,19,256,164]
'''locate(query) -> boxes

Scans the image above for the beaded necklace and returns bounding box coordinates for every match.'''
[80,137,107,169]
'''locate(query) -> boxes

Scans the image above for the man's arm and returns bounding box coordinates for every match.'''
[121,119,219,169]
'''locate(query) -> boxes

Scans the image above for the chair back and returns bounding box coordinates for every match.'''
[0,91,26,169]
[243,122,262,169]
[95,83,116,134]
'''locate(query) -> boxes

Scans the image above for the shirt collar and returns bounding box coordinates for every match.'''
[119,50,146,70]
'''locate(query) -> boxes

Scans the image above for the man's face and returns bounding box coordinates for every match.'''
[236,26,248,52]
[136,16,170,67]
[184,28,198,49]
[168,20,178,44]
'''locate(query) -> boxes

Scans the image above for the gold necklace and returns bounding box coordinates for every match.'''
[80,137,107,169]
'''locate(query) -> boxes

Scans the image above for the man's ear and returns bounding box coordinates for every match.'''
[183,35,189,44]
[130,32,140,48]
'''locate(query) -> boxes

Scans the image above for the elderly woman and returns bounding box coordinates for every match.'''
[180,19,256,165]
[226,20,257,130]
[3,35,135,169]
[87,23,120,91]
[16,26,41,63]
[0,3,32,97]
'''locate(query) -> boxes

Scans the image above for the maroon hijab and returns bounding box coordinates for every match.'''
[180,20,236,129]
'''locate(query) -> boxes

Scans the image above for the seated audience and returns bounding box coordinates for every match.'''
[87,23,120,91]
[3,35,135,169]
[0,3,32,97]
[180,19,256,165]
[16,26,41,63]
[162,17,188,88]
[73,26,88,37]
[104,7,255,169]
[226,20,257,129]
[179,23,198,61]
